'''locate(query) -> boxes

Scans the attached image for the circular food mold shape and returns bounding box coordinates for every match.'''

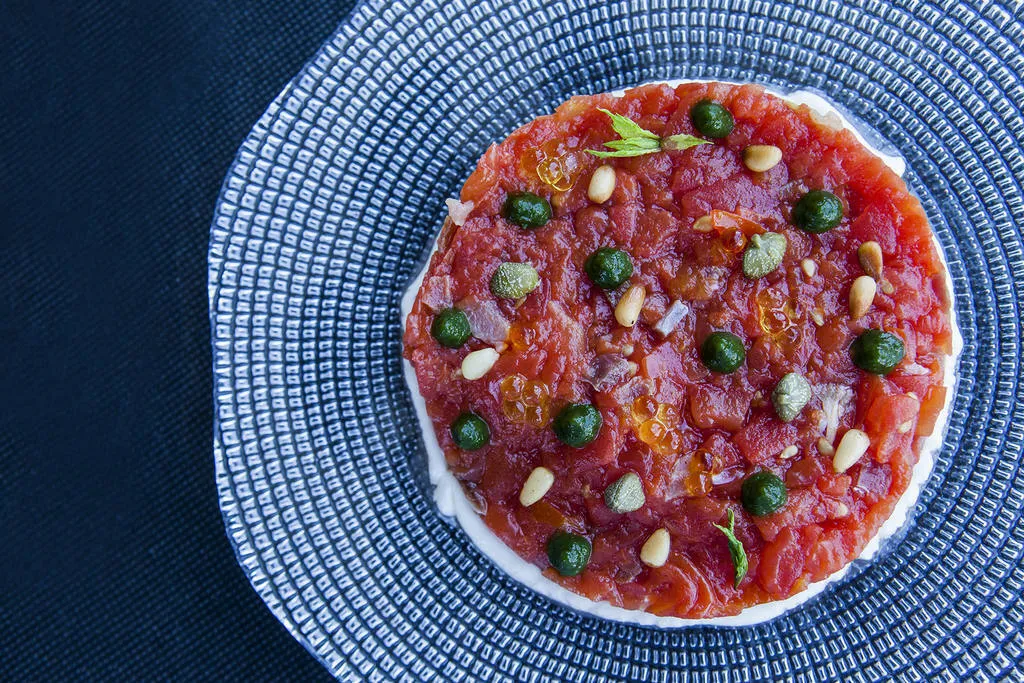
[401,81,962,627]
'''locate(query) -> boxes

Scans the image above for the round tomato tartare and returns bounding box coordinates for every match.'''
[403,82,953,619]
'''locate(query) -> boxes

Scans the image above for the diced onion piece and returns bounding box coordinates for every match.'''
[445,198,475,226]
[817,383,855,445]
[458,297,509,344]
[583,354,631,391]
[653,300,688,337]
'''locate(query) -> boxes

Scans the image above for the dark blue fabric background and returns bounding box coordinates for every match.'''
[0,1,355,679]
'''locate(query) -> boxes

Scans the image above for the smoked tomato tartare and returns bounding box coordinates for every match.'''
[403,82,953,618]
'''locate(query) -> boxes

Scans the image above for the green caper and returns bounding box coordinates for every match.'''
[584,247,633,289]
[742,232,787,279]
[850,329,905,375]
[690,99,734,138]
[490,262,540,299]
[771,372,811,422]
[741,471,788,517]
[552,403,603,448]
[430,308,471,348]
[547,531,592,577]
[792,190,843,233]
[700,331,746,373]
[501,192,552,229]
[450,412,489,450]
[604,472,645,513]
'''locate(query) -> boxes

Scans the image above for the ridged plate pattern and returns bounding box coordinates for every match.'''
[209,1,1024,679]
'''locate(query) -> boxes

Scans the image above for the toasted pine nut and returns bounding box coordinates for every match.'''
[810,309,825,326]
[817,437,835,457]
[587,165,617,204]
[800,259,817,278]
[693,215,714,232]
[742,144,783,172]
[640,528,671,568]
[780,445,799,459]
[857,241,884,279]
[614,284,646,328]
[834,502,850,518]
[519,467,555,507]
[849,275,877,319]
[833,429,870,473]
[461,348,499,380]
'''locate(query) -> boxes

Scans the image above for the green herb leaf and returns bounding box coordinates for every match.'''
[588,144,660,159]
[662,133,712,151]
[598,108,660,141]
[587,109,711,158]
[712,509,748,589]
[602,138,660,151]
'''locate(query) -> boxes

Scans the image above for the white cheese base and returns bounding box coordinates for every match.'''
[401,82,962,627]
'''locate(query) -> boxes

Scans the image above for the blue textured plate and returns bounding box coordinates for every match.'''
[208,1,1024,679]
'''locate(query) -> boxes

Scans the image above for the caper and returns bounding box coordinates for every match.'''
[450,412,490,450]
[691,99,734,138]
[584,247,633,289]
[547,531,592,577]
[741,471,788,517]
[700,331,746,374]
[742,232,787,279]
[552,403,603,448]
[501,192,552,229]
[430,308,471,348]
[771,372,811,422]
[604,472,645,513]
[490,262,540,299]
[850,329,905,375]
[792,190,843,233]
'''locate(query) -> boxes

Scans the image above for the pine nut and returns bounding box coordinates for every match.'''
[587,165,617,204]
[640,528,670,568]
[834,502,850,518]
[614,284,646,328]
[817,437,835,457]
[833,429,870,473]
[857,241,884,279]
[693,215,714,232]
[849,275,877,319]
[742,144,783,172]
[810,309,825,326]
[519,467,555,507]
[800,259,817,278]
[780,445,799,459]
[461,348,499,380]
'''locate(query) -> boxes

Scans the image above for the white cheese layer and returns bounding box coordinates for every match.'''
[400,83,961,627]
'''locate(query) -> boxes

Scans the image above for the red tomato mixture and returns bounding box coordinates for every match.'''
[403,82,953,618]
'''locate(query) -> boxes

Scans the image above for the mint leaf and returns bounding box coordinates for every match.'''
[713,509,748,589]
[662,133,712,151]
[587,109,711,158]
[597,108,660,141]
